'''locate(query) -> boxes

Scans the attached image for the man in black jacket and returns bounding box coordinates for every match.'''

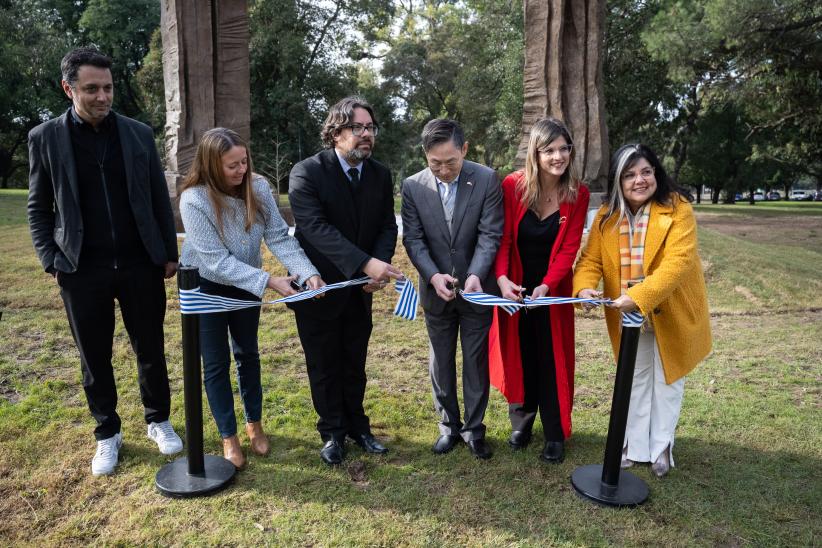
[288,96,401,465]
[27,48,182,476]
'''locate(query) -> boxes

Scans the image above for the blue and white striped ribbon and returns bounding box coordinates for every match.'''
[179,276,419,321]
[621,311,644,327]
[393,278,419,320]
[458,290,612,315]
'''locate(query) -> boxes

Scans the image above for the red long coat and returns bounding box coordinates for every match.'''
[488,171,589,439]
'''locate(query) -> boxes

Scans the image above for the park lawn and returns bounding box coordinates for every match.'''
[694,200,822,217]
[0,189,820,546]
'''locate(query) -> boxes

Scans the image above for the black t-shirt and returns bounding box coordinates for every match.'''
[69,110,151,268]
[517,209,560,293]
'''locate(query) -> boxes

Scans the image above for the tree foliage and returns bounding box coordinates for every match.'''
[0,0,818,198]
[0,0,159,187]
[641,0,822,195]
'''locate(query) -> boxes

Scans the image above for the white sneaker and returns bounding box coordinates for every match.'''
[147,420,183,455]
[91,432,123,476]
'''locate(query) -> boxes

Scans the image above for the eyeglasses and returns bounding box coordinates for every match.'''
[344,123,379,137]
[621,167,655,184]
[538,144,573,157]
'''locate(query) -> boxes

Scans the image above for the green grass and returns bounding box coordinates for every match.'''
[695,200,822,216]
[0,192,820,546]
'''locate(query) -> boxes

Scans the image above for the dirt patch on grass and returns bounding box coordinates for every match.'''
[696,213,822,252]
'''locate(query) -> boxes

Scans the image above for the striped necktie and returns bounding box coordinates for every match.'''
[441,181,456,231]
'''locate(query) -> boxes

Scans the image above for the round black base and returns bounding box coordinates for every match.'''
[155,455,236,498]
[571,464,649,508]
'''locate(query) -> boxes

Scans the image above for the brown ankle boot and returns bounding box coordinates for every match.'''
[222,435,246,469]
[245,422,270,456]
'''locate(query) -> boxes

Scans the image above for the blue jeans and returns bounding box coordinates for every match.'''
[199,279,262,438]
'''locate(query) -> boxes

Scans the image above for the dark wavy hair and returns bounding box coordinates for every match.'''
[602,143,692,228]
[61,47,112,87]
[320,96,378,148]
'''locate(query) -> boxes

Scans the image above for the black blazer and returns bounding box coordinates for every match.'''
[27,109,178,274]
[288,148,397,318]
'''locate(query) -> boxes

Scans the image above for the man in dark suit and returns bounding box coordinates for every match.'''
[288,96,400,465]
[27,48,182,476]
[401,119,503,459]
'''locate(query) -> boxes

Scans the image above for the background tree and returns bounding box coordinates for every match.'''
[78,0,160,123]
[643,0,822,194]
[376,0,524,180]
[0,0,73,187]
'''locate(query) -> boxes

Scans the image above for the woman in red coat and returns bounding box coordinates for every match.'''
[489,117,589,463]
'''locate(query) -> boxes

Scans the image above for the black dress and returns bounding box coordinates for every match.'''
[510,209,564,441]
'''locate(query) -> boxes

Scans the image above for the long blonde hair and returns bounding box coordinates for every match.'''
[520,117,580,209]
[180,128,262,236]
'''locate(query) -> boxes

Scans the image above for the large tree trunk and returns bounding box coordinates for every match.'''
[161,0,250,227]
[517,0,609,192]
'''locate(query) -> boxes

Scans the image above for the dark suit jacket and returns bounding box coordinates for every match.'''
[288,148,398,318]
[401,160,503,315]
[27,109,178,273]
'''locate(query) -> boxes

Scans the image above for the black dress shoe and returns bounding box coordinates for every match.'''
[432,434,461,454]
[508,430,532,450]
[540,441,564,463]
[467,438,493,460]
[351,433,389,454]
[320,440,345,465]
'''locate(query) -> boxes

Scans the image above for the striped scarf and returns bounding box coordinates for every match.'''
[618,205,650,294]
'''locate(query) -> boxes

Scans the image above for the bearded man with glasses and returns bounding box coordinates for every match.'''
[287,96,401,465]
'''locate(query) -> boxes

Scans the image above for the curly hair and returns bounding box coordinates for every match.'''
[320,96,378,148]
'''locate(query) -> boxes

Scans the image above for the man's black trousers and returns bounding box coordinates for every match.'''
[294,290,373,442]
[58,264,171,440]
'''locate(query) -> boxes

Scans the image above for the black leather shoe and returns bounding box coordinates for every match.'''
[320,440,345,465]
[432,434,461,454]
[539,441,564,463]
[508,430,532,450]
[467,438,493,460]
[351,433,388,454]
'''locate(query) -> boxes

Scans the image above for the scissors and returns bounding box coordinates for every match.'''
[445,267,460,294]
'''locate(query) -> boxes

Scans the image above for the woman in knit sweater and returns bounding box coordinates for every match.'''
[573,143,711,477]
[179,128,323,469]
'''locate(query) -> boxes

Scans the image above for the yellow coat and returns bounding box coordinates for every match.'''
[573,196,711,383]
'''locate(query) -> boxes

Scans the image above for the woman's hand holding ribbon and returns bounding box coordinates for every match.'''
[577,288,603,311]
[268,274,299,297]
[607,293,638,313]
[530,284,550,300]
[497,275,525,302]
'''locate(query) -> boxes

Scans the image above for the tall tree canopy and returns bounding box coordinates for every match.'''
[0,0,819,199]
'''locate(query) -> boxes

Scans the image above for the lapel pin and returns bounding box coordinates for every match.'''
[467,181,473,186]
[559,215,567,224]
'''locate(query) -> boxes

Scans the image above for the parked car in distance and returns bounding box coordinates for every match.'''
[814,190,822,201]
[753,191,765,201]
[789,190,810,200]
[767,191,781,200]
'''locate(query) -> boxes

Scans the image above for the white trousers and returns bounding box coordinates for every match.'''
[623,330,685,465]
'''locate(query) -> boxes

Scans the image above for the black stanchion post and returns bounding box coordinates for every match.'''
[181,265,205,474]
[155,266,235,498]
[570,312,649,507]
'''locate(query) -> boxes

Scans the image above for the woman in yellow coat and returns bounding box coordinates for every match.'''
[574,143,711,477]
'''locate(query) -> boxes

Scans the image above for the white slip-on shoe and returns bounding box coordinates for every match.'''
[91,432,123,476]
[147,420,183,455]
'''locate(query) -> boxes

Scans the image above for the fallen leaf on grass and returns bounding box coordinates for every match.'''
[347,460,369,487]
